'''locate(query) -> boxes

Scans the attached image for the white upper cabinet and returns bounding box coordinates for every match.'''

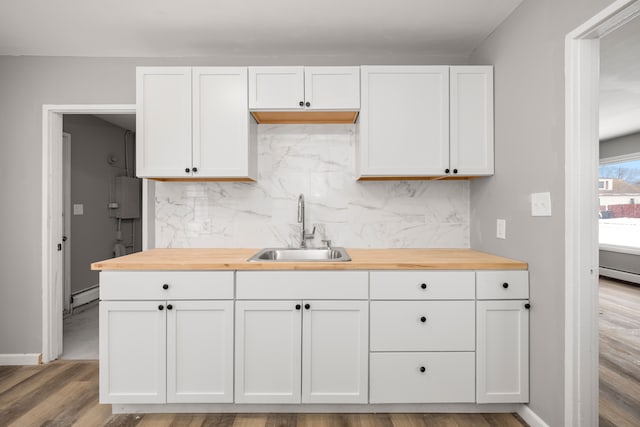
[136,67,192,178]
[137,66,256,180]
[357,65,494,179]
[249,66,360,110]
[450,66,494,176]
[358,66,450,177]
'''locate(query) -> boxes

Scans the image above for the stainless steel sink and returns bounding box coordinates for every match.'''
[248,247,351,262]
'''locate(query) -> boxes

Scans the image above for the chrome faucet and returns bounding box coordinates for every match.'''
[297,193,316,248]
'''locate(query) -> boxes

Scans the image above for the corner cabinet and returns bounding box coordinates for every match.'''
[357,65,493,179]
[234,271,369,404]
[136,67,257,180]
[99,271,234,404]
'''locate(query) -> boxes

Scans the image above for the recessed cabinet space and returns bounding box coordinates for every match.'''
[234,271,369,404]
[99,271,234,404]
[248,66,360,124]
[476,271,530,404]
[357,65,493,179]
[136,67,257,180]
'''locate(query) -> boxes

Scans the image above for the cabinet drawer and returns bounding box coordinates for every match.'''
[370,301,474,351]
[370,352,475,403]
[477,270,528,300]
[100,271,234,300]
[236,271,368,299]
[370,271,474,300]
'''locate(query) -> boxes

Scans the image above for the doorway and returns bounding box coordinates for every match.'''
[565,0,640,426]
[42,104,156,363]
[60,114,141,360]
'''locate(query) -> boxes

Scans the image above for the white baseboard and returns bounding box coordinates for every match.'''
[518,404,550,427]
[0,353,42,365]
[600,267,640,284]
[72,285,99,309]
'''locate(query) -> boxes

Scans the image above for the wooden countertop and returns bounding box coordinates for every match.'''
[91,248,527,271]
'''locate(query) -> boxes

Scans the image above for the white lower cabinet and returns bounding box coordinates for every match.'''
[370,352,475,403]
[235,300,368,404]
[476,300,529,403]
[99,271,235,405]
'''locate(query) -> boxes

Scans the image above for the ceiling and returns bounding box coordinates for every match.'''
[94,114,136,132]
[600,15,640,141]
[0,0,522,58]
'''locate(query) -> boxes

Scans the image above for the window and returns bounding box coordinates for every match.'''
[599,157,640,251]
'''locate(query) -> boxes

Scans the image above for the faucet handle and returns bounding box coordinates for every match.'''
[321,239,332,248]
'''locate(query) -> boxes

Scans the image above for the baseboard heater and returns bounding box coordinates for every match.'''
[600,267,640,285]
[71,285,99,310]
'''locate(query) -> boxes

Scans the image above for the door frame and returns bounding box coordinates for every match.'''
[62,132,71,314]
[564,1,640,425]
[41,104,155,363]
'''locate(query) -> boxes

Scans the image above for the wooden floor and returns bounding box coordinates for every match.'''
[599,277,640,427]
[0,360,527,427]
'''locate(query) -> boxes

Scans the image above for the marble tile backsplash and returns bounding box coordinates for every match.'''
[155,124,470,248]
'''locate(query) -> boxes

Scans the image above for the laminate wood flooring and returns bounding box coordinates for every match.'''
[599,277,640,427]
[0,360,527,427]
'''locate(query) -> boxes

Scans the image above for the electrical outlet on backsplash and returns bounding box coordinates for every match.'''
[155,124,470,248]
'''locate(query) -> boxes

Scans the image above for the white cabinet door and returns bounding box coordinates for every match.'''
[99,301,166,404]
[235,300,302,403]
[166,300,233,403]
[450,66,494,176]
[248,67,304,110]
[136,67,192,178]
[477,300,529,403]
[359,66,449,177]
[301,300,368,404]
[304,67,360,110]
[193,67,256,179]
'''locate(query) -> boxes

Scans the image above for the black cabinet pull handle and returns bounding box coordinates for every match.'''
[304,303,310,310]
[420,316,427,323]
[158,305,164,311]
[167,304,173,310]
[295,304,301,310]
[503,282,509,289]
[162,284,169,290]
[419,366,426,373]
[445,168,450,174]
[185,168,190,173]
[453,169,458,174]
[299,101,304,107]
[420,283,427,290]
[192,167,198,173]
[305,101,311,107]
[524,303,531,309]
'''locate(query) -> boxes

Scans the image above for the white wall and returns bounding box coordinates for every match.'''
[156,124,469,248]
[0,53,467,356]
[468,0,613,425]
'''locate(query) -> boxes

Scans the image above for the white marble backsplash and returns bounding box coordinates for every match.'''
[155,124,470,248]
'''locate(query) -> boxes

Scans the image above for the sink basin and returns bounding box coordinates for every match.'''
[248,247,351,262]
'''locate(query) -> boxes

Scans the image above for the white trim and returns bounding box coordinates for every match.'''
[564,1,640,426]
[517,405,550,427]
[42,104,137,364]
[63,132,71,314]
[599,267,640,284]
[0,354,42,366]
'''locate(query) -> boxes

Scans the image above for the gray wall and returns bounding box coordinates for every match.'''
[469,0,613,425]
[0,52,467,355]
[600,131,640,159]
[62,115,140,295]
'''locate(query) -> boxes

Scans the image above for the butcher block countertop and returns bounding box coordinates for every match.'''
[91,248,528,271]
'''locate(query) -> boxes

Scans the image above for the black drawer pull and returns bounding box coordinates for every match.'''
[419,366,426,373]
[502,282,509,289]
[420,283,427,290]
[162,284,169,290]
[420,316,427,323]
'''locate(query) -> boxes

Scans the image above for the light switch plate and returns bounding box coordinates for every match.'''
[496,219,506,239]
[531,192,552,216]
[73,204,84,215]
